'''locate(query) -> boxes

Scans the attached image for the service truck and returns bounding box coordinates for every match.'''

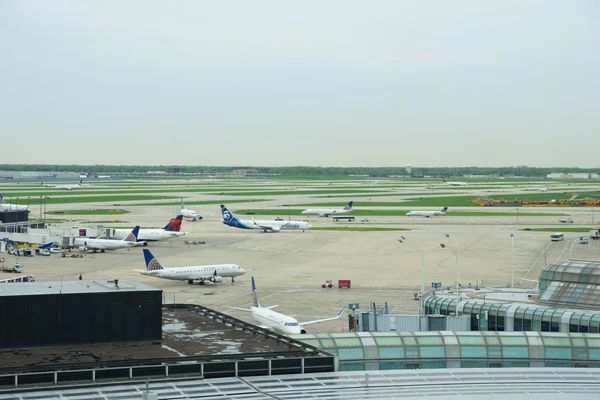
[590,229,600,240]
[2,264,23,273]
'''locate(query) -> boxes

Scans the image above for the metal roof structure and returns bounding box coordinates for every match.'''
[1,368,599,399]
[0,279,159,296]
[539,261,600,308]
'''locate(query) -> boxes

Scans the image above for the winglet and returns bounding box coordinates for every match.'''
[143,248,164,270]
[337,307,346,318]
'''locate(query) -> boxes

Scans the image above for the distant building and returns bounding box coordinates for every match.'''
[547,173,599,179]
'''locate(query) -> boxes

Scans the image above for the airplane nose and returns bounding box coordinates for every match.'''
[307,224,313,229]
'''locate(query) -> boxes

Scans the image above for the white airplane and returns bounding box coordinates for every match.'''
[180,198,201,221]
[221,205,312,232]
[406,206,449,218]
[301,201,353,217]
[0,194,29,212]
[229,276,345,335]
[73,226,145,252]
[80,170,110,179]
[442,178,468,186]
[42,179,84,190]
[112,215,186,242]
[539,185,549,192]
[137,249,246,285]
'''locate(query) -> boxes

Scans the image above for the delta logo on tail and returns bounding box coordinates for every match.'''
[163,215,183,232]
[143,249,164,271]
[124,226,140,242]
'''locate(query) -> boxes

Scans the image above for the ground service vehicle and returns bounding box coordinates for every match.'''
[338,279,351,288]
[589,229,600,240]
[580,236,589,244]
[2,264,23,273]
[551,233,564,241]
[559,217,574,223]
[321,280,333,288]
[333,216,355,222]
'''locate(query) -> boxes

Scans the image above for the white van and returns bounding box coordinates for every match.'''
[559,217,574,223]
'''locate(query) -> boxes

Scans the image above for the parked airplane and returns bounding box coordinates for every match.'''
[229,276,345,335]
[0,194,30,212]
[442,178,468,187]
[221,205,312,232]
[406,206,449,218]
[539,185,549,192]
[112,215,186,242]
[73,226,145,252]
[42,179,84,190]
[180,198,201,221]
[138,249,245,285]
[301,201,353,217]
[79,170,110,179]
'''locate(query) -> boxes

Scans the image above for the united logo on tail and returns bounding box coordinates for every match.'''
[124,226,140,242]
[343,201,353,211]
[143,249,164,270]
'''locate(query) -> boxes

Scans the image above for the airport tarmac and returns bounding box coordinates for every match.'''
[5,193,600,334]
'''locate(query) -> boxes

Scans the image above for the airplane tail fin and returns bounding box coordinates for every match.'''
[163,215,183,231]
[220,204,239,224]
[251,276,261,307]
[344,201,353,211]
[441,206,448,214]
[442,177,447,183]
[79,179,83,185]
[124,226,140,242]
[143,249,164,270]
[0,194,3,204]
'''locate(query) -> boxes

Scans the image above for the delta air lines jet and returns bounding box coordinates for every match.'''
[301,201,353,217]
[73,226,145,252]
[229,277,345,335]
[112,215,186,242]
[221,205,311,232]
[137,249,245,285]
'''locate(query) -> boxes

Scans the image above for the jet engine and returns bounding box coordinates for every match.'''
[209,275,224,283]
[78,246,88,252]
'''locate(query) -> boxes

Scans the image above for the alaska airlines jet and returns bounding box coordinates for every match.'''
[442,178,468,187]
[112,215,186,242]
[301,201,353,217]
[73,226,145,252]
[229,276,345,335]
[138,249,245,285]
[180,198,201,221]
[221,205,311,232]
[406,206,449,217]
[0,194,30,212]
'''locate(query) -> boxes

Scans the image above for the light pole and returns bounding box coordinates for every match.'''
[398,236,425,315]
[441,233,460,300]
[510,233,515,288]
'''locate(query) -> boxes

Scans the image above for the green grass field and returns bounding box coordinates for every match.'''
[9,195,178,206]
[131,199,270,206]
[46,209,129,215]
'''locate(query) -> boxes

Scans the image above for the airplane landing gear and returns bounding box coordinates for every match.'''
[188,280,194,285]
[199,281,205,285]
[231,277,235,283]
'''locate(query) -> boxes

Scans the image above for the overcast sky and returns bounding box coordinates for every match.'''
[1,1,598,167]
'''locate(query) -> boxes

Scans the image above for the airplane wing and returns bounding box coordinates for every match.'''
[299,307,346,326]
[228,306,252,312]
[252,220,280,232]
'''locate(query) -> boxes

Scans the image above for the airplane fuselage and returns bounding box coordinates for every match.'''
[251,307,304,335]
[142,264,244,282]
[73,237,137,251]
[113,228,185,242]
[225,218,311,231]
[301,208,351,217]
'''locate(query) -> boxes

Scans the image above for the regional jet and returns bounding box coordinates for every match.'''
[180,198,202,221]
[301,201,353,217]
[73,226,145,252]
[442,178,468,186]
[112,215,186,242]
[137,249,245,285]
[221,205,312,232]
[228,276,345,335]
[406,206,448,217]
[42,179,84,190]
[539,185,549,192]
[0,194,30,212]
